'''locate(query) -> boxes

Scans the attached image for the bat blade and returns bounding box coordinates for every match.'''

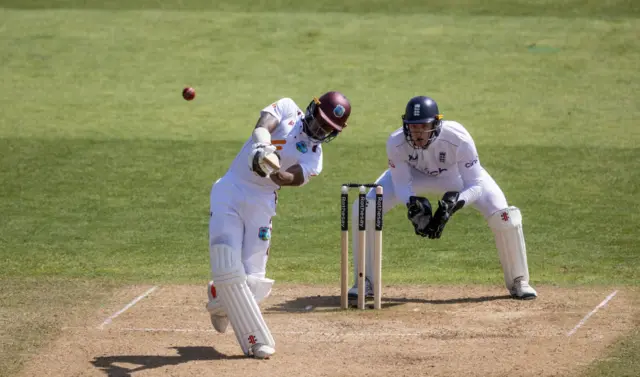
[262,153,280,170]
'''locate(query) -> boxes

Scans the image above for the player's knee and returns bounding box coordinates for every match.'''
[210,244,246,286]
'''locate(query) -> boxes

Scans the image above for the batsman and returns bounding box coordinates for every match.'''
[206,91,352,359]
[349,95,537,301]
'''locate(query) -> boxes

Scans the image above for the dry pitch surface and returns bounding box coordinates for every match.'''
[17,284,638,377]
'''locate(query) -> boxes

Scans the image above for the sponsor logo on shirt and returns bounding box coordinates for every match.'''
[424,167,447,176]
[464,157,479,168]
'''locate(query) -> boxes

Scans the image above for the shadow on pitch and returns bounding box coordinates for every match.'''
[91,346,244,376]
[266,294,513,313]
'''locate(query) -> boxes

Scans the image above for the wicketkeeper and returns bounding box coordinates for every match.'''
[349,96,537,300]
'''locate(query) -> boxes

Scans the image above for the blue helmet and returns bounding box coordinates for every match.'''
[401,96,443,149]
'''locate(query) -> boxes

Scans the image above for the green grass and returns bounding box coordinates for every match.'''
[2,0,639,18]
[584,327,640,377]
[0,277,117,377]
[0,1,639,376]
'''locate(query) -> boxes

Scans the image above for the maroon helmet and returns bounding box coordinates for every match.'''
[303,91,351,143]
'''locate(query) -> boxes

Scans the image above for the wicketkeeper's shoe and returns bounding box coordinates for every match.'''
[251,343,275,359]
[510,277,538,300]
[348,277,374,300]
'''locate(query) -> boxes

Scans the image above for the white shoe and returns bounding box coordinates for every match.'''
[210,313,229,333]
[510,278,537,300]
[348,277,374,299]
[251,343,275,359]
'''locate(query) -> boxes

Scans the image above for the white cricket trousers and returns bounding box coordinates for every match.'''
[368,168,508,218]
[209,177,277,278]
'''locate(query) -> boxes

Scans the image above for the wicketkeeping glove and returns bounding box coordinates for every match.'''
[406,196,433,237]
[425,191,465,239]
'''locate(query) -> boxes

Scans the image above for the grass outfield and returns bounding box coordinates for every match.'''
[0,1,638,376]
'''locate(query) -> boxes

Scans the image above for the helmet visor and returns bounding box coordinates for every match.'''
[305,117,335,142]
[407,122,436,148]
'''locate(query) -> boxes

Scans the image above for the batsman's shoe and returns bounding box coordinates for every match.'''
[510,278,537,300]
[210,313,229,333]
[348,277,374,300]
[251,344,275,359]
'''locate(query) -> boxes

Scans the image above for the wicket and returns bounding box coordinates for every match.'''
[340,183,383,310]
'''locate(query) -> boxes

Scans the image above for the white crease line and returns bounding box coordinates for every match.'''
[98,286,159,330]
[117,327,447,337]
[567,290,618,337]
[73,326,554,339]
[121,327,215,333]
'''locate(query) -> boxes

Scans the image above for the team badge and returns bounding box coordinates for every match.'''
[296,141,308,153]
[333,104,346,118]
[258,227,271,241]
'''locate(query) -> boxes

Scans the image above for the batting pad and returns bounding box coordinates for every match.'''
[207,275,274,315]
[210,244,275,356]
[246,275,275,303]
[488,207,530,291]
[206,280,223,315]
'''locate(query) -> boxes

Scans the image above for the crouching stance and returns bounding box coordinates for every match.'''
[349,96,536,300]
[206,91,352,358]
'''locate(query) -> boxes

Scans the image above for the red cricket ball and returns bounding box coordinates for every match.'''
[182,87,196,101]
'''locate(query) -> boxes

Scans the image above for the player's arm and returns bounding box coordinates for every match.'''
[386,140,415,205]
[387,140,432,237]
[391,161,432,237]
[251,113,278,146]
[456,140,485,206]
[250,99,293,178]
[270,164,305,186]
[253,98,296,140]
[425,140,482,239]
[273,144,323,187]
[254,113,278,133]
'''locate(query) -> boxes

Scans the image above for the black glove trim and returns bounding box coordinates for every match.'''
[251,152,267,177]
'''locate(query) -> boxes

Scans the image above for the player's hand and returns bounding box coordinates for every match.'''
[406,196,433,237]
[248,143,279,177]
[426,191,464,239]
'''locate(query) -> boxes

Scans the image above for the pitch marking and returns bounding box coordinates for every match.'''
[567,290,618,337]
[98,286,159,329]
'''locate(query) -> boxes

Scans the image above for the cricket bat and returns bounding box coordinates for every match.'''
[262,153,280,171]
